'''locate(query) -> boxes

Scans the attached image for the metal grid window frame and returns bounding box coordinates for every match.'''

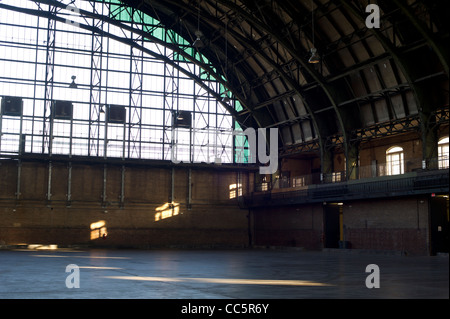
[0,0,248,165]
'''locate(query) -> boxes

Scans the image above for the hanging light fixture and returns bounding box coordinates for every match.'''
[193,2,205,48]
[193,31,205,48]
[309,48,320,64]
[308,0,320,64]
[69,75,77,88]
[221,18,230,104]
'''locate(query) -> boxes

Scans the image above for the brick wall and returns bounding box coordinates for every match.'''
[343,197,430,255]
[0,160,250,248]
[252,204,323,250]
[251,197,431,255]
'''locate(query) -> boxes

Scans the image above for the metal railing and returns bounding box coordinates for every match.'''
[264,157,448,192]
[245,169,448,207]
[246,156,449,207]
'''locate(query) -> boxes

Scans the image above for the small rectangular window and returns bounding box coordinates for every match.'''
[292,176,305,187]
[331,172,342,183]
[438,137,449,169]
[386,146,404,175]
[229,183,242,199]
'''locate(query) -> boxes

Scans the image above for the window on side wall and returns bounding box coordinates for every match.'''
[386,146,404,176]
[438,137,449,169]
[229,183,242,199]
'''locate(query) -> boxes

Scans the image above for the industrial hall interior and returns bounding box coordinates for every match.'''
[0,0,449,299]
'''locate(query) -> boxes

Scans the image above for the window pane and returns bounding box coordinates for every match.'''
[0,0,242,163]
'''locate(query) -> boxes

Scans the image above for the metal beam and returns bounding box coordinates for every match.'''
[212,0,348,133]
[21,0,242,120]
[391,0,448,76]
[338,0,445,171]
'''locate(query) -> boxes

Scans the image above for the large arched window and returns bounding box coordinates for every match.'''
[386,146,404,176]
[438,137,449,169]
[0,0,247,164]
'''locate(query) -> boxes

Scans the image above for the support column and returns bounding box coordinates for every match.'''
[0,100,3,153]
[67,162,72,207]
[128,6,144,159]
[47,161,52,203]
[416,83,439,170]
[346,140,360,181]
[102,164,107,207]
[42,4,56,155]
[15,160,22,201]
[88,0,104,157]
[420,111,439,169]
[169,167,175,203]
[187,168,192,209]
[120,165,125,208]
[320,138,333,183]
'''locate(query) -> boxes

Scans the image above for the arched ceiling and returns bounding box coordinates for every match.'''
[121,0,449,156]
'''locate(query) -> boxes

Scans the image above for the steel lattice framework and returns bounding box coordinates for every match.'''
[0,0,250,165]
[0,0,448,178]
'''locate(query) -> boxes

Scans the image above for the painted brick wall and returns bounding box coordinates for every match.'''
[343,198,430,255]
[0,160,250,248]
[252,204,323,250]
[251,197,431,255]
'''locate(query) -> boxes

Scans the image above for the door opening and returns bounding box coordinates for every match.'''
[324,203,342,248]
[430,195,449,255]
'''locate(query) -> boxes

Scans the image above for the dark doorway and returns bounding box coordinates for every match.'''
[324,204,341,248]
[430,195,449,255]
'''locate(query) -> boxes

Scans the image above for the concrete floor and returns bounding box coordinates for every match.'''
[0,248,448,299]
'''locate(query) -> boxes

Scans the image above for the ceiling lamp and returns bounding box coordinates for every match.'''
[193,30,205,48]
[309,48,320,64]
[193,3,205,48]
[69,75,77,88]
[308,0,320,64]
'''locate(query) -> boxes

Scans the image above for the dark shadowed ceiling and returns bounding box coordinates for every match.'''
[121,0,449,156]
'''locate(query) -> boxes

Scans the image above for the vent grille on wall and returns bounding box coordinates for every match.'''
[1,96,23,116]
[107,105,126,124]
[172,110,192,129]
[52,100,73,120]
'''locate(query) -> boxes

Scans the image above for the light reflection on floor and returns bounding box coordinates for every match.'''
[31,255,130,259]
[103,275,332,286]
[0,249,447,299]
[79,266,123,270]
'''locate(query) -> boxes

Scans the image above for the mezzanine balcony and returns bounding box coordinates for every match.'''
[243,157,449,208]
